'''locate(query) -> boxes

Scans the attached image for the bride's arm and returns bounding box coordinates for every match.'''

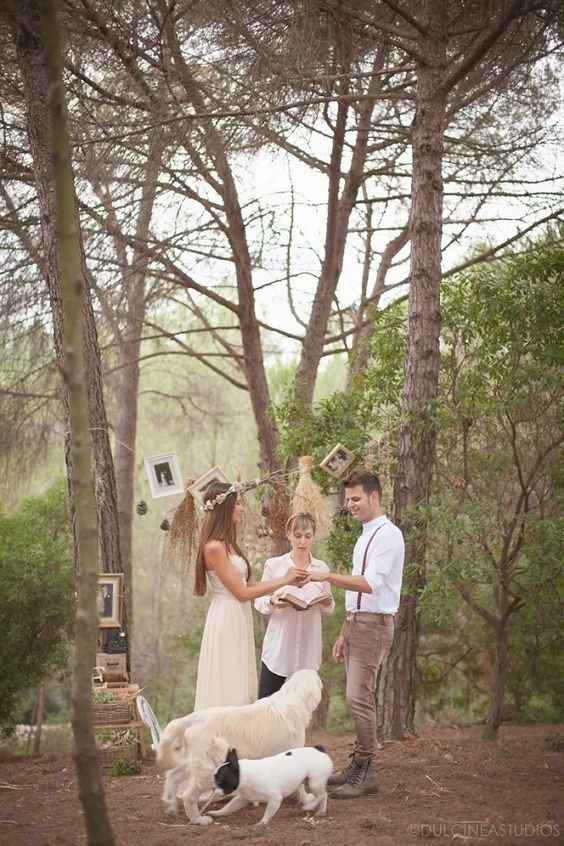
[205,542,306,602]
[255,559,277,615]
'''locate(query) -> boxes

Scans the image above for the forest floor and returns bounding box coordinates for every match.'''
[0,724,562,846]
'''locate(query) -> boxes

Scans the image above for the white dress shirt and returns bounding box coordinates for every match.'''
[345,515,405,614]
[255,553,335,677]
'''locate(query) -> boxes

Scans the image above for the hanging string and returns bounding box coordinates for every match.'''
[64,427,136,453]
[75,426,360,494]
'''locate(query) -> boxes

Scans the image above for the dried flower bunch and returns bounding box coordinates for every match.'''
[167,482,199,561]
[292,456,332,539]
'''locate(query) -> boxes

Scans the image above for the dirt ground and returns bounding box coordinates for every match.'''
[0,725,562,846]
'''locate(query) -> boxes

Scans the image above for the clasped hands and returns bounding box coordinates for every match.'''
[270,566,330,610]
[286,565,314,586]
[286,566,328,587]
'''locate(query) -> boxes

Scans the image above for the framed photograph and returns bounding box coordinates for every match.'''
[319,443,356,479]
[97,573,124,628]
[144,451,183,499]
[188,465,229,500]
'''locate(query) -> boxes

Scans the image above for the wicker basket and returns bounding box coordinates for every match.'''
[107,684,140,701]
[95,724,139,768]
[92,702,132,725]
[97,741,138,768]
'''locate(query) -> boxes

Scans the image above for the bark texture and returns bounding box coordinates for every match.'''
[377,0,532,738]
[485,625,510,737]
[378,2,447,739]
[38,1,116,842]
[112,132,164,620]
[13,2,123,584]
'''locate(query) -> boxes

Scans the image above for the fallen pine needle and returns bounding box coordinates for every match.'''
[158,822,188,828]
[425,773,448,791]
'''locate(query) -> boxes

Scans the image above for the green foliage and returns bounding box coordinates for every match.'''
[361,304,407,415]
[273,388,372,492]
[110,757,142,776]
[145,622,206,723]
[418,237,564,724]
[352,235,564,725]
[325,510,361,572]
[270,238,563,728]
[93,689,115,704]
[0,481,74,730]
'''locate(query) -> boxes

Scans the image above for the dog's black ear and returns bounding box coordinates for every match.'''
[225,747,239,773]
[228,747,240,780]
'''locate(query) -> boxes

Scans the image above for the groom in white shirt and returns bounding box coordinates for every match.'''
[303,468,404,798]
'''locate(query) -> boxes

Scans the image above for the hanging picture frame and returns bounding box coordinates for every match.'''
[188,465,229,500]
[144,451,183,499]
[319,443,356,479]
[97,573,124,628]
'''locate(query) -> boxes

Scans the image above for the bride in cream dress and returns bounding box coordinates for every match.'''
[193,481,307,710]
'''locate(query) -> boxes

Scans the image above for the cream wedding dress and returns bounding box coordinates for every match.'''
[194,554,258,710]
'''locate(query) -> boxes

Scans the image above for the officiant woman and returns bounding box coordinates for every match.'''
[255,512,335,698]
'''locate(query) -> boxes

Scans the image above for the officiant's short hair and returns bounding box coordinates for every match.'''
[286,512,317,535]
[343,469,382,496]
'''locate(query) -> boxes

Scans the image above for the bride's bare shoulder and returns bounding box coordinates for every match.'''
[204,540,227,557]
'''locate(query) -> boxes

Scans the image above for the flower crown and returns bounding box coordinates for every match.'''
[202,479,260,511]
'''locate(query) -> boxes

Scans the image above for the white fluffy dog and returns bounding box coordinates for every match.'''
[209,745,333,826]
[156,669,323,824]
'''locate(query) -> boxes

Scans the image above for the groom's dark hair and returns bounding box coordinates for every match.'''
[343,468,382,496]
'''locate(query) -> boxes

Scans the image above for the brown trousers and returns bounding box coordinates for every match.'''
[344,612,395,760]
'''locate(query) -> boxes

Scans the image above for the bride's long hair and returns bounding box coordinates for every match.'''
[194,481,250,596]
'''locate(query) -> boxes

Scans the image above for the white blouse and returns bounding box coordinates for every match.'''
[255,553,335,678]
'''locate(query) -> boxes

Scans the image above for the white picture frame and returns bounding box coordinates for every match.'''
[188,465,229,500]
[144,451,183,499]
[319,443,356,479]
[97,573,124,628]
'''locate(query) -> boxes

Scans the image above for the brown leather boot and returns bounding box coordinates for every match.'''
[327,752,362,787]
[330,757,378,799]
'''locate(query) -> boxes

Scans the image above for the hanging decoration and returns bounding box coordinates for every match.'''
[143,451,184,499]
[319,442,357,479]
[167,481,200,567]
[187,465,229,500]
[291,456,333,539]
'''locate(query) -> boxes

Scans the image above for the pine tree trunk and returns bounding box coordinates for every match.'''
[12,2,123,593]
[39,2,116,842]
[377,4,447,739]
[113,344,140,627]
[31,686,45,756]
[484,625,510,738]
[113,131,164,625]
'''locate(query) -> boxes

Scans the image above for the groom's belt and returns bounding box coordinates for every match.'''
[346,611,395,624]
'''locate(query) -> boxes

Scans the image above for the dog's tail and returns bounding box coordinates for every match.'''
[155,735,178,771]
[155,712,209,771]
[155,721,184,771]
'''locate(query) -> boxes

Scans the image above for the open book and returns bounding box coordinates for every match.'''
[276,583,331,610]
